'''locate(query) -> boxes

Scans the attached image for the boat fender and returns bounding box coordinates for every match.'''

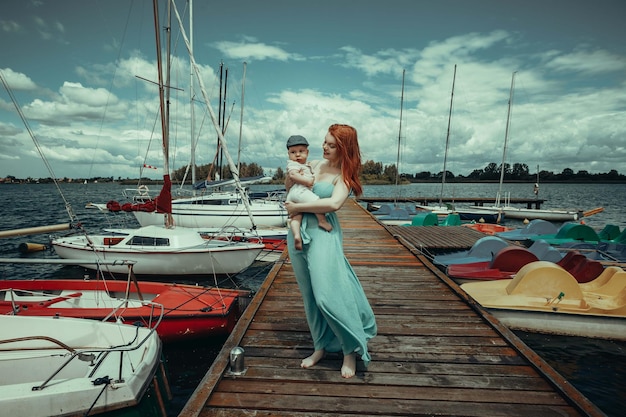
[18,242,48,253]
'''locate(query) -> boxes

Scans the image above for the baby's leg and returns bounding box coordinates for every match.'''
[290,213,303,250]
[315,213,333,232]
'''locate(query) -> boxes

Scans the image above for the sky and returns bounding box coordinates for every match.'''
[1,0,625,181]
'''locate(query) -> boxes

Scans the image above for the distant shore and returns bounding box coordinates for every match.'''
[2,178,625,185]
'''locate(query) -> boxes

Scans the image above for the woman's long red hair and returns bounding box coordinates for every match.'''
[328,124,363,197]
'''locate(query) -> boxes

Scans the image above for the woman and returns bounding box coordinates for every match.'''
[284,123,377,379]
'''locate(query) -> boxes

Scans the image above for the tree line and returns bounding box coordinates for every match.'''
[278,160,624,183]
[4,160,624,185]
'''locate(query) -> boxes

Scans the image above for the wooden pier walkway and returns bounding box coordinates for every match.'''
[178,199,604,417]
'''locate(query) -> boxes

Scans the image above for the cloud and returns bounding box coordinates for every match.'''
[0,20,21,33]
[33,15,66,43]
[545,48,626,75]
[0,68,38,90]
[212,40,304,62]
[21,82,126,126]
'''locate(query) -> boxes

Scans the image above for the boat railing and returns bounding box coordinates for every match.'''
[0,323,159,391]
[122,186,158,203]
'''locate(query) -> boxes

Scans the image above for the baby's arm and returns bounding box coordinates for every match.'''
[287,167,314,188]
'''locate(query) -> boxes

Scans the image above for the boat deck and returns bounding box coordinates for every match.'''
[178,199,604,417]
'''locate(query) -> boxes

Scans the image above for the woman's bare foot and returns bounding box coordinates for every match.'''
[301,349,325,369]
[341,353,357,378]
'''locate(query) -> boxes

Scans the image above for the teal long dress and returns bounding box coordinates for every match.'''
[287,181,377,366]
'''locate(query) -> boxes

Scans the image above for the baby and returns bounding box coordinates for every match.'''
[285,135,332,250]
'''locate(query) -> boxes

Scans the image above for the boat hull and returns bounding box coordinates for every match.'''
[486,307,626,341]
[133,197,288,228]
[471,205,581,222]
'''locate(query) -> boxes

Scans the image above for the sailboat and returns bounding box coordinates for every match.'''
[374,69,417,225]
[414,66,503,224]
[129,51,287,230]
[471,72,602,222]
[50,1,265,275]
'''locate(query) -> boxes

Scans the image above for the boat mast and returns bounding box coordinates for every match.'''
[170,2,256,227]
[237,61,247,170]
[439,64,456,206]
[496,71,517,206]
[534,164,540,198]
[394,69,405,205]
[189,0,196,192]
[152,0,168,175]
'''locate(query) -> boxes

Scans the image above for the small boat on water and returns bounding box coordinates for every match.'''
[414,204,504,224]
[0,277,247,343]
[432,236,510,267]
[0,314,162,417]
[471,203,588,222]
[462,222,513,235]
[0,259,249,342]
[527,222,626,246]
[447,247,604,283]
[51,225,264,276]
[495,219,559,241]
[460,261,626,341]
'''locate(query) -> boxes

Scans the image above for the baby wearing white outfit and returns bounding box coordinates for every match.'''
[285,135,332,250]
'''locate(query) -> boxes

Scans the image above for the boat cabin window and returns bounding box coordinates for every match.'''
[127,236,170,246]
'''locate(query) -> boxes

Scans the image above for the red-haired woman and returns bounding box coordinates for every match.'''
[284,123,377,379]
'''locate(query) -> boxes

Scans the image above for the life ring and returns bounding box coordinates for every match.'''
[138,185,150,196]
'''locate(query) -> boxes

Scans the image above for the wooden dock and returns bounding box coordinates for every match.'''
[178,199,604,417]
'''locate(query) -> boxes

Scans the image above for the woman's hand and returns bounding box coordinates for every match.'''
[284,201,300,217]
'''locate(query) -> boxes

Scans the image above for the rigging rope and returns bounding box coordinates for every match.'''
[0,71,83,230]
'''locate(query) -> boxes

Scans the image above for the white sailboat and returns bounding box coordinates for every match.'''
[470,72,599,222]
[51,225,263,276]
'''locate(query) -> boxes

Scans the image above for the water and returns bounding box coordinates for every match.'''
[1,181,624,416]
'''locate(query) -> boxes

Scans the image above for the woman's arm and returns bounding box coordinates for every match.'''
[284,179,349,215]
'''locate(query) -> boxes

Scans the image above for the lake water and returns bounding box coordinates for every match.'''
[0,181,624,416]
